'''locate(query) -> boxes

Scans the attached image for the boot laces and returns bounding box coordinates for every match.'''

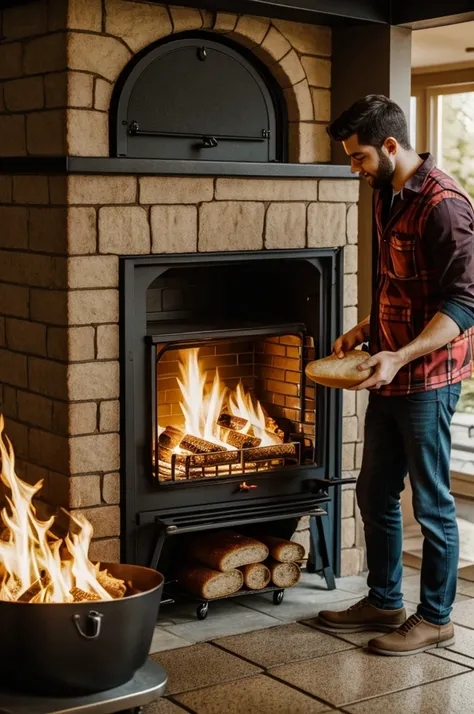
[347,597,370,611]
[397,613,423,636]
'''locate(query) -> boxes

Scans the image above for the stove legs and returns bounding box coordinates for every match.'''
[308,512,336,590]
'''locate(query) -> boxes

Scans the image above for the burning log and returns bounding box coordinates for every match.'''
[158,425,184,450]
[264,416,285,442]
[217,413,248,431]
[219,426,261,449]
[179,434,222,454]
[17,574,50,602]
[244,442,297,462]
[97,570,127,599]
[70,587,102,602]
[158,445,239,469]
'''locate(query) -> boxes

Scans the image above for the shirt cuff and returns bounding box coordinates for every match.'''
[440,300,474,333]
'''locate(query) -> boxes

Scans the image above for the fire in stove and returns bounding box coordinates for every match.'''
[0,415,126,603]
[156,347,300,482]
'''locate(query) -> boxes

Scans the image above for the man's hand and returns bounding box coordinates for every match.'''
[351,351,405,391]
[332,317,370,359]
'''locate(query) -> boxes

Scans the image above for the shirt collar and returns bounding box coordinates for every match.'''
[402,152,435,194]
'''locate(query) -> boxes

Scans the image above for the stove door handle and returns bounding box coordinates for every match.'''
[73,610,104,640]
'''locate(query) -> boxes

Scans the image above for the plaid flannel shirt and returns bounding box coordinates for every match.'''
[370,153,474,396]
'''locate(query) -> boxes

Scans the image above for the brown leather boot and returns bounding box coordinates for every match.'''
[368,613,455,655]
[318,597,407,631]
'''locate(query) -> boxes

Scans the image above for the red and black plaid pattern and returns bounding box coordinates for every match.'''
[371,166,474,396]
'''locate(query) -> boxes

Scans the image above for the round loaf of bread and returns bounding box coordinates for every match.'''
[176,564,243,599]
[240,562,271,590]
[268,560,301,588]
[305,350,374,389]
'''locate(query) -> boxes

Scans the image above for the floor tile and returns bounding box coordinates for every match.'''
[150,643,262,695]
[143,699,189,714]
[343,670,474,714]
[457,579,474,597]
[213,622,355,668]
[447,623,474,659]
[161,601,281,643]
[174,673,332,714]
[303,627,387,647]
[428,648,474,669]
[270,647,468,707]
[402,574,469,605]
[149,627,192,653]
[158,597,244,626]
[452,599,474,630]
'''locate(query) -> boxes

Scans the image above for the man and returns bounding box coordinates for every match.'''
[318,94,474,655]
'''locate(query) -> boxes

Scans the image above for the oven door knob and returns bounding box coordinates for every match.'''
[239,481,258,492]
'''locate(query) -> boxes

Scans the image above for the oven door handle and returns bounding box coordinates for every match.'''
[312,477,357,487]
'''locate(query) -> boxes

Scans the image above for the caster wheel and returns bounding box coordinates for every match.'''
[197,602,209,620]
[273,590,284,605]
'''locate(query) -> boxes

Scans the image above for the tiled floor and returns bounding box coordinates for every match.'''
[144,569,474,714]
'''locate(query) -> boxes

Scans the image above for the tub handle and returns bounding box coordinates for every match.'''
[73,610,104,640]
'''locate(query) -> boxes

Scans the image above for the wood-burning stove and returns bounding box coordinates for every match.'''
[121,249,353,590]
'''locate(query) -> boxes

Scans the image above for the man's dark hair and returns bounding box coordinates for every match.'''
[327,94,411,150]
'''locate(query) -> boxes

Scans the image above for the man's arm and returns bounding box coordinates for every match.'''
[355,197,474,391]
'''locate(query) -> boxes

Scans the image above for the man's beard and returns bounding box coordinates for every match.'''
[369,149,395,189]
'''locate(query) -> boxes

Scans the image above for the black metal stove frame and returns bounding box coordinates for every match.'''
[121,249,352,585]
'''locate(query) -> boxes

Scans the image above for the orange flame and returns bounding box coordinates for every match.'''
[0,416,115,603]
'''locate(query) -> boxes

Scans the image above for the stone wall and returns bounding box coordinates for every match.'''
[0,0,364,575]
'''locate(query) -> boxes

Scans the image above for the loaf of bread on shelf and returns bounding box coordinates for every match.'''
[305,350,374,389]
[239,562,271,590]
[267,559,301,588]
[256,535,305,563]
[176,563,243,599]
[188,530,269,572]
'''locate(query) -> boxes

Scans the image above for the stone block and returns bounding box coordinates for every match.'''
[234,16,269,46]
[61,401,97,436]
[340,547,364,576]
[341,517,356,549]
[301,56,331,88]
[68,361,119,401]
[68,207,97,254]
[213,12,237,32]
[31,289,68,326]
[311,87,330,122]
[4,77,44,111]
[102,472,120,504]
[69,435,120,475]
[5,418,29,459]
[44,71,67,108]
[69,474,102,508]
[68,256,119,289]
[28,357,68,399]
[100,400,120,432]
[139,177,213,204]
[200,10,214,28]
[94,78,113,111]
[68,32,131,82]
[24,33,67,74]
[344,245,358,274]
[0,284,29,319]
[215,178,317,201]
[13,175,49,204]
[0,115,26,156]
[3,0,48,38]
[319,180,360,203]
[0,318,4,348]
[0,251,67,289]
[88,537,120,563]
[307,202,346,247]
[265,202,306,249]
[343,390,356,417]
[27,110,67,155]
[68,0,102,31]
[199,202,264,252]
[284,80,313,121]
[97,324,119,360]
[105,0,172,53]
[68,72,94,107]
[29,428,69,473]
[151,205,197,254]
[342,489,355,519]
[169,5,202,32]
[356,441,364,470]
[342,442,355,471]
[5,318,47,356]
[47,325,95,361]
[0,348,28,388]
[49,175,67,204]
[0,42,22,80]
[289,122,330,163]
[29,207,67,253]
[273,20,331,56]
[255,26,291,63]
[343,416,358,443]
[68,289,119,325]
[274,49,305,88]
[0,176,12,203]
[98,206,150,254]
[0,206,28,249]
[344,273,358,307]
[344,306,358,335]
[68,176,136,204]
[291,528,310,558]
[70,504,120,537]
[17,391,53,430]
[67,109,108,156]
[2,385,18,418]
[346,204,358,244]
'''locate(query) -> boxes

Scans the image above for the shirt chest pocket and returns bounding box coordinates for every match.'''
[386,231,418,280]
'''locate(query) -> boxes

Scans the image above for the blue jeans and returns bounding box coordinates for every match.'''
[356,383,461,625]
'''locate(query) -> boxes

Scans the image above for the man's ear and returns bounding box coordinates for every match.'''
[383,136,398,155]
